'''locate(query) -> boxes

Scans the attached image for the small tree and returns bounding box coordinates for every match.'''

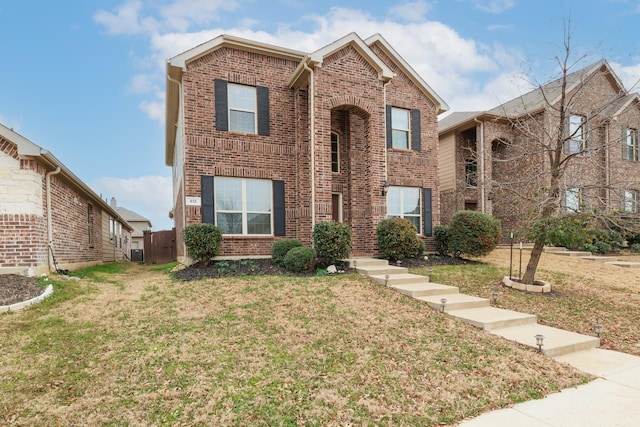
[448,211,501,258]
[377,218,425,261]
[182,223,222,265]
[312,222,352,267]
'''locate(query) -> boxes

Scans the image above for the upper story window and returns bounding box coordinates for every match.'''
[215,177,272,235]
[465,159,478,187]
[623,128,638,161]
[228,83,257,133]
[386,186,422,233]
[331,132,339,173]
[391,107,410,149]
[624,190,638,213]
[565,187,582,213]
[565,114,586,154]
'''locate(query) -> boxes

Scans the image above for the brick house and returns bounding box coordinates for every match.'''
[0,124,132,275]
[165,33,448,261]
[438,60,640,234]
[115,202,152,254]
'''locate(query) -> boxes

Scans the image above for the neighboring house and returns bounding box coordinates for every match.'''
[0,124,132,275]
[165,33,448,261]
[115,202,152,254]
[438,60,640,233]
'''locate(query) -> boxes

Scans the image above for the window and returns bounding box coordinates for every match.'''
[565,187,582,212]
[215,177,272,235]
[565,114,585,154]
[391,107,410,149]
[624,190,638,213]
[387,186,422,232]
[331,132,339,173]
[623,128,638,161]
[228,83,257,133]
[465,159,478,187]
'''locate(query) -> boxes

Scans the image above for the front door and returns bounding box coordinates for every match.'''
[332,193,342,222]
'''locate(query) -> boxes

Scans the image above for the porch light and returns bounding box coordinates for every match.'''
[427,269,433,282]
[535,334,545,353]
[381,181,390,196]
[491,291,500,305]
[593,323,603,338]
[440,297,447,312]
[385,274,390,287]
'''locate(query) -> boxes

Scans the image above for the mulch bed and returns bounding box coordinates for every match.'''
[0,275,45,306]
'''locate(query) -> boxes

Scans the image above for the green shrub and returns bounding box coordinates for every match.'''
[528,214,590,250]
[630,243,640,253]
[182,223,223,264]
[434,225,451,256]
[283,246,316,272]
[271,238,303,266]
[448,211,501,258]
[579,242,597,253]
[312,222,352,267]
[376,218,425,261]
[626,233,640,246]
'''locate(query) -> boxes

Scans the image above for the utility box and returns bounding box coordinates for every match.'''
[131,249,144,262]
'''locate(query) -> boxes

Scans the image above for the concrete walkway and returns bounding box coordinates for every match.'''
[350,257,640,426]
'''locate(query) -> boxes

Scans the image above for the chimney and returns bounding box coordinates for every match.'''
[110,197,117,209]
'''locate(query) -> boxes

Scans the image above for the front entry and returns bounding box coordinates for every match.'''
[332,193,342,222]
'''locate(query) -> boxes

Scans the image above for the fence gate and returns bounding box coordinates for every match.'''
[143,228,177,264]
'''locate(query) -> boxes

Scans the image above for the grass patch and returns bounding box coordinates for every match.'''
[0,264,589,426]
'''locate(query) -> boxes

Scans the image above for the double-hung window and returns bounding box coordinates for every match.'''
[624,190,638,213]
[215,177,272,235]
[565,114,585,154]
[565,187,582,213]
[465,159,478,187]
[228,83,257,133]
[623,128,638,161]
[391,107,410,149]
[387,186,422,232]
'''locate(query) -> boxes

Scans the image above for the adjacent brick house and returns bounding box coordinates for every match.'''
[438,60,640,234]
[0,124,132,275]
[165,33,448,261]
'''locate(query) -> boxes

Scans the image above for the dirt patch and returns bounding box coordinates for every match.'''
[0,275,44,306]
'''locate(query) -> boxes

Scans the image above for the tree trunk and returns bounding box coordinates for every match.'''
[521,239,545,284]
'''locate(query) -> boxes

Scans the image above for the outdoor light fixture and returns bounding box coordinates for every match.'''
[385,274,390,287]
[440,297,447,312]
[381,181,390,196]
[396,260,402,267]
[535,334,545,353]
[353,260,358,270]
[593,323,603,338]
[428,269,433,282]
[491,291,500,305]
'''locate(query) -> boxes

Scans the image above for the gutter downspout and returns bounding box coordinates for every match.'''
[46,167,61,272]
[303,61,316,230]
[474,118,486,213]
[167,73,187,258]
[605,122,611,207]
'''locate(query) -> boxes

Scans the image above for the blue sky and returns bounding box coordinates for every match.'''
[2,0,639,230]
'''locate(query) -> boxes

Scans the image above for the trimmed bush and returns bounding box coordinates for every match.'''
[376,218,425,261]
[271,238,303,266]
[182,223,222,264]
[434,225,451,256]
[312,222,352,267]
[283,246,316,272]
[630,243,640,253]
[448,211,501,258]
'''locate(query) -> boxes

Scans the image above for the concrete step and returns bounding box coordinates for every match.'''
[491,323,600,357]
[579,256,620,263]
[543,247,568,253]
[357,265,408,275]
[605,261,640,268]
[450,306,537,331]
[415,293,490,312]
[391,282,459,298]
[552,250,592,257]
[369,273,431,286]
[347,258,389,268]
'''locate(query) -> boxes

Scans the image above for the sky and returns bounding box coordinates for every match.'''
[2,0,640,231]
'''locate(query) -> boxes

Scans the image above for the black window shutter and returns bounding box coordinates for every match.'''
[273,180,285,236]
[385,105,392,149]
[257,86,270,136]
[201,175,215,224]
[214,79,228,131]
[423,188,432,237]
[411,109,421,151]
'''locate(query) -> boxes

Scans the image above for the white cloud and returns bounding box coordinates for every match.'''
[94,0,157,35]
[610,61,640,93]
[389,0,432,22]
[90,175,174,230]
[159,0,240,32]
[469,0,516,14]
[128,73,158,94]
[140,99,165,122]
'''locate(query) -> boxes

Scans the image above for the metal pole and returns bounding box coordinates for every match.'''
[509,232,513,280]
[519,241,523,279]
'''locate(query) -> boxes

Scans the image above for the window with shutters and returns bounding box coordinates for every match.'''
[391,107,410,149]
[623,128,638,161]
[215,177,272,235]
[386,186,422,232]
[228,83,257,133]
